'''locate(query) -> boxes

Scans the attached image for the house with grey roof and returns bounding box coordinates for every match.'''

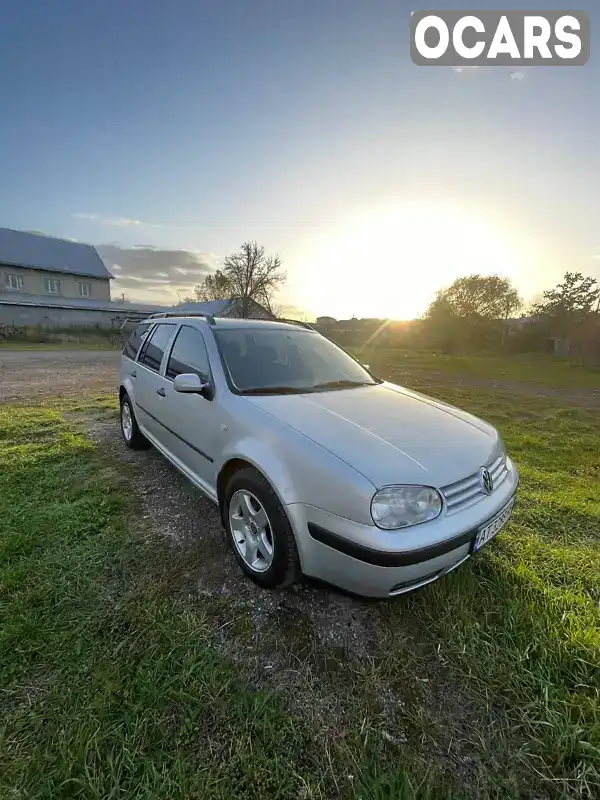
[0,227,155,330]
[0,227,112,300]
[0,227,275,332]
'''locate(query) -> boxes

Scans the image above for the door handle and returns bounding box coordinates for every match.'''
[156,387,166,397]
[131,370,137,378]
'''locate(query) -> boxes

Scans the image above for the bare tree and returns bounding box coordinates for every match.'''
[255,290,283,318]
[183,243,285,316]
[222,241,285,317]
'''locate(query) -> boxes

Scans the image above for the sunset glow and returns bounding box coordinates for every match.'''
[293,201,529,320]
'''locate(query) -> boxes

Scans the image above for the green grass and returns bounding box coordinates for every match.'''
[355,349,600,391]
[372,365,600,798]
[0,405,447,799]
[1,354,599,798]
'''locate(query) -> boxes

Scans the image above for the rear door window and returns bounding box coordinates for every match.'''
[138,324,176,373]
[166,325,212,382]
[123,322,151,360]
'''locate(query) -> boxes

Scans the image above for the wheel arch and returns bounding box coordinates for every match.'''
[216,456,289,526]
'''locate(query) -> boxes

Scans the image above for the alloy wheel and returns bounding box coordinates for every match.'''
[121,401,133,441]
[228,489,274,573]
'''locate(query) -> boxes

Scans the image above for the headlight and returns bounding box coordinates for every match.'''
[371,485,443,530]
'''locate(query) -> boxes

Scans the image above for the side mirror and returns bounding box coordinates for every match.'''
[173,373,213,399]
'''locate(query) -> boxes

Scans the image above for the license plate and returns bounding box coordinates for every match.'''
[473,499,515,552]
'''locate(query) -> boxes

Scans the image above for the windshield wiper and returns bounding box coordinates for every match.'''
[311,380,373,390]
[241,380,374,395]
[240,386,311,395]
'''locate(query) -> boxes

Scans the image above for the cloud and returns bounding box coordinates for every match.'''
[96,243,218,303]
[452,67,525,81]
[74,212,165,229]
[112,217,164,228]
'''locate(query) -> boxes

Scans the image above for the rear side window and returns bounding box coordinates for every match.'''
[123,323,151,360]
[166,325,211,382]
[138,324,176,373]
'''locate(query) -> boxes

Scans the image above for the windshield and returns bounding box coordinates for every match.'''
[215,328,378,394]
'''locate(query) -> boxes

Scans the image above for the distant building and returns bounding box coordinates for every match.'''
[336,317,362,332]
[506,315,537,333]
[0,227,275,331]
[0,227,111,297]
[0,227,135,329]
[315,315,338,331]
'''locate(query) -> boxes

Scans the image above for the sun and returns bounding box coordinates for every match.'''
[292,201,526,320]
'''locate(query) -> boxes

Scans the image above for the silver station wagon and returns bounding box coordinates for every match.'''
[118,313,518,598]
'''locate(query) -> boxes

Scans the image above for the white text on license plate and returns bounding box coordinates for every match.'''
[473,500,514,552]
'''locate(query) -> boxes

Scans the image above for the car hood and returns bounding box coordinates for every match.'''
[245,381,501,488]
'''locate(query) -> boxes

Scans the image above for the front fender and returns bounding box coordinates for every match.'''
[218,437,298,504]
[218,427,376,526]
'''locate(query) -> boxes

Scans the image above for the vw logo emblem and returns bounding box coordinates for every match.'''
[479,467,494,495]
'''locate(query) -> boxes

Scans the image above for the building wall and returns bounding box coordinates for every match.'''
[225,298,274,318]
[0,303,146,330]
[0,264,111,302]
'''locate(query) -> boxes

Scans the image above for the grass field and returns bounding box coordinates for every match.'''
[354,348,600,391]
[1,353,599,798]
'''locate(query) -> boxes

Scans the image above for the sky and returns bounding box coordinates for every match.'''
[1,0,598,320]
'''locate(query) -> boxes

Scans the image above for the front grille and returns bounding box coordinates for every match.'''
[442,454,508,515]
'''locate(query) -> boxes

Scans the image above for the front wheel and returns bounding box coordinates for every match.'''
[120,394,150,450]
[224,467,301,589]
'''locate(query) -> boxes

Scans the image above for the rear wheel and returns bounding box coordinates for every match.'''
[120,393,150,450]
[224,467,301,589]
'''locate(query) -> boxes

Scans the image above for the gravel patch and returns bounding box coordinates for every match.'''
[3,348,598,411]
[0,349,120,402]
[86,417,379,653]
[85,416,388,740]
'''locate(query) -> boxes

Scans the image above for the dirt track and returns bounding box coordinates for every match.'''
[2,347,599,409]
[0,349,120,403]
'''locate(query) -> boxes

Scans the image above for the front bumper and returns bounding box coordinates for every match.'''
[286,468,518,598]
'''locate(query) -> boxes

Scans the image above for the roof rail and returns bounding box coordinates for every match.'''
[276,318,314,330]
[148,311,216,325]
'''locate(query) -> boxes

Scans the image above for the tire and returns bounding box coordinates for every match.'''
[120,393,150,450]
[224,467,301,589]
